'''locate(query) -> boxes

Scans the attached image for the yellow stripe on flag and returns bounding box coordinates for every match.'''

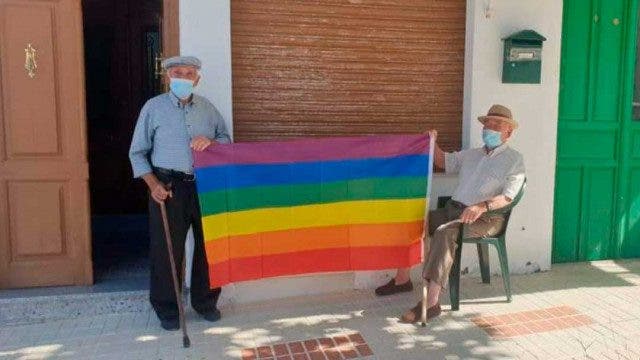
[202,198,427,241]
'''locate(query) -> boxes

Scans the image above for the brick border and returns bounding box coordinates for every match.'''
[471,305,594,339]
[242,333,373,360]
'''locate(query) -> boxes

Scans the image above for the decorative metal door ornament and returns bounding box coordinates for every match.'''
[24,43,37,78]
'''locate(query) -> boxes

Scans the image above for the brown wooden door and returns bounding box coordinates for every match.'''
[0,0,92,288]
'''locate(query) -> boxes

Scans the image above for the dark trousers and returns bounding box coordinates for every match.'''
[148,171,221,321]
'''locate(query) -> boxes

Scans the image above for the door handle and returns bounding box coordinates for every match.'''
[155,53,164,79]
[24,43,37,78]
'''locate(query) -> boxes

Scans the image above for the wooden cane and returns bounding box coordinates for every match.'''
[421,278,427,327]
[159,201,191,348]
[422,132,435,327]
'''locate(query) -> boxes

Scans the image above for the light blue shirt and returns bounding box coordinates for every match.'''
[129,92,231,178]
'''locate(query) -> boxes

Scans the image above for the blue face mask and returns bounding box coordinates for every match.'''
[169,78,195,99]
[482,129,503,149]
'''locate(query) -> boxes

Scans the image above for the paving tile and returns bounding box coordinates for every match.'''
[242,348,257,360]
[257,345,274,358]
[355,344,373,357]
[347,334,365,345]
[304,339,320,352]
[273,343,290,356]
[340,348,358,359]
[308,350,327,360]
[332,335,350,346]
[318,337,335,350]
[288,342,306,354]
[322,349,341,360]
[522,320,545,333]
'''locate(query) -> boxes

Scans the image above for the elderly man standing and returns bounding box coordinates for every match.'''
[129,56,231,331]
[374,104,525,323]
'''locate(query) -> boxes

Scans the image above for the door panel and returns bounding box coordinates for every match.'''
[584,168,616,259]
[0,0,91,287]
[3,4,61,155]
[552,167,583,263]
[593,0,625,122]
[558,0,592,122]
[556,126,617,159]
[9,182,65,256]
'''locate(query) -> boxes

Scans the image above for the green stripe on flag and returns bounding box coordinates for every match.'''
[198,176,427,216]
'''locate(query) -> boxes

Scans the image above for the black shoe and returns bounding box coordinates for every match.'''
[375,279,413,296]
[200,308,221,322]
[160,318,179,331]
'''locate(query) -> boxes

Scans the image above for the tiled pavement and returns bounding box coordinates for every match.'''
[471,306,594,339]
[2,260,640,359]
[240,333,373,360]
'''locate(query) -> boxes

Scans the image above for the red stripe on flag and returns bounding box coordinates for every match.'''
[208,242,422,288]
[350,241,422,269]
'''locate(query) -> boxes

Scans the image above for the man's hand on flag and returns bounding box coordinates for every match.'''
[190,136,215,151]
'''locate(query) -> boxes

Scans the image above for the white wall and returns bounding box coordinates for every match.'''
[180,0,233,138]
[462,0,563,275]
[179,0,563,304]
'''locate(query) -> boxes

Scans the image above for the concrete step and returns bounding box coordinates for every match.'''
[0,289,150,326]
[0,272,151,326]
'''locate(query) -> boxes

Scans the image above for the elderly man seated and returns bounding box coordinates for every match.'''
[374,104,525,323]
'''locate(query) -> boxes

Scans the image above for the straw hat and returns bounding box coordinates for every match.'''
[477,104,518,129]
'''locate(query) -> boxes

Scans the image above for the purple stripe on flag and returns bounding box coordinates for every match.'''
[194,134,430,168]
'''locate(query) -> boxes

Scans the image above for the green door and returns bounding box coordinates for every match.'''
[553,0,640,262]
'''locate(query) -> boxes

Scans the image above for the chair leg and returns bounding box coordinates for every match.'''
[477,243,490,284]
[448,236,463,311]
[495,238,512,302]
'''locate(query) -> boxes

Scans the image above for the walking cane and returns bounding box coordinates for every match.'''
[421,217,429,327]
[159,201,191,348]
[421,131,435,327]
[421,279,427,327]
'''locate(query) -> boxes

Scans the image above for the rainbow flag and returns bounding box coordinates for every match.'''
[194,134,433,287]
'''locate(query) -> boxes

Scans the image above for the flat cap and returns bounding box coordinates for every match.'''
[162,56,201,70]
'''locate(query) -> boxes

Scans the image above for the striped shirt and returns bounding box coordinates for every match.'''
[129,92,231,178]
[445,143,525,206]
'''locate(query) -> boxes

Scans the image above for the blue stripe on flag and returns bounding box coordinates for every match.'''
[195,154,429,193]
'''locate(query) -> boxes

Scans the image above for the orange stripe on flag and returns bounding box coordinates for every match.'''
[204,221,424,264]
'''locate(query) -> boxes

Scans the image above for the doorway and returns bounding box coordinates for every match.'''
[553,0,640,262]
[82,0,170,285]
